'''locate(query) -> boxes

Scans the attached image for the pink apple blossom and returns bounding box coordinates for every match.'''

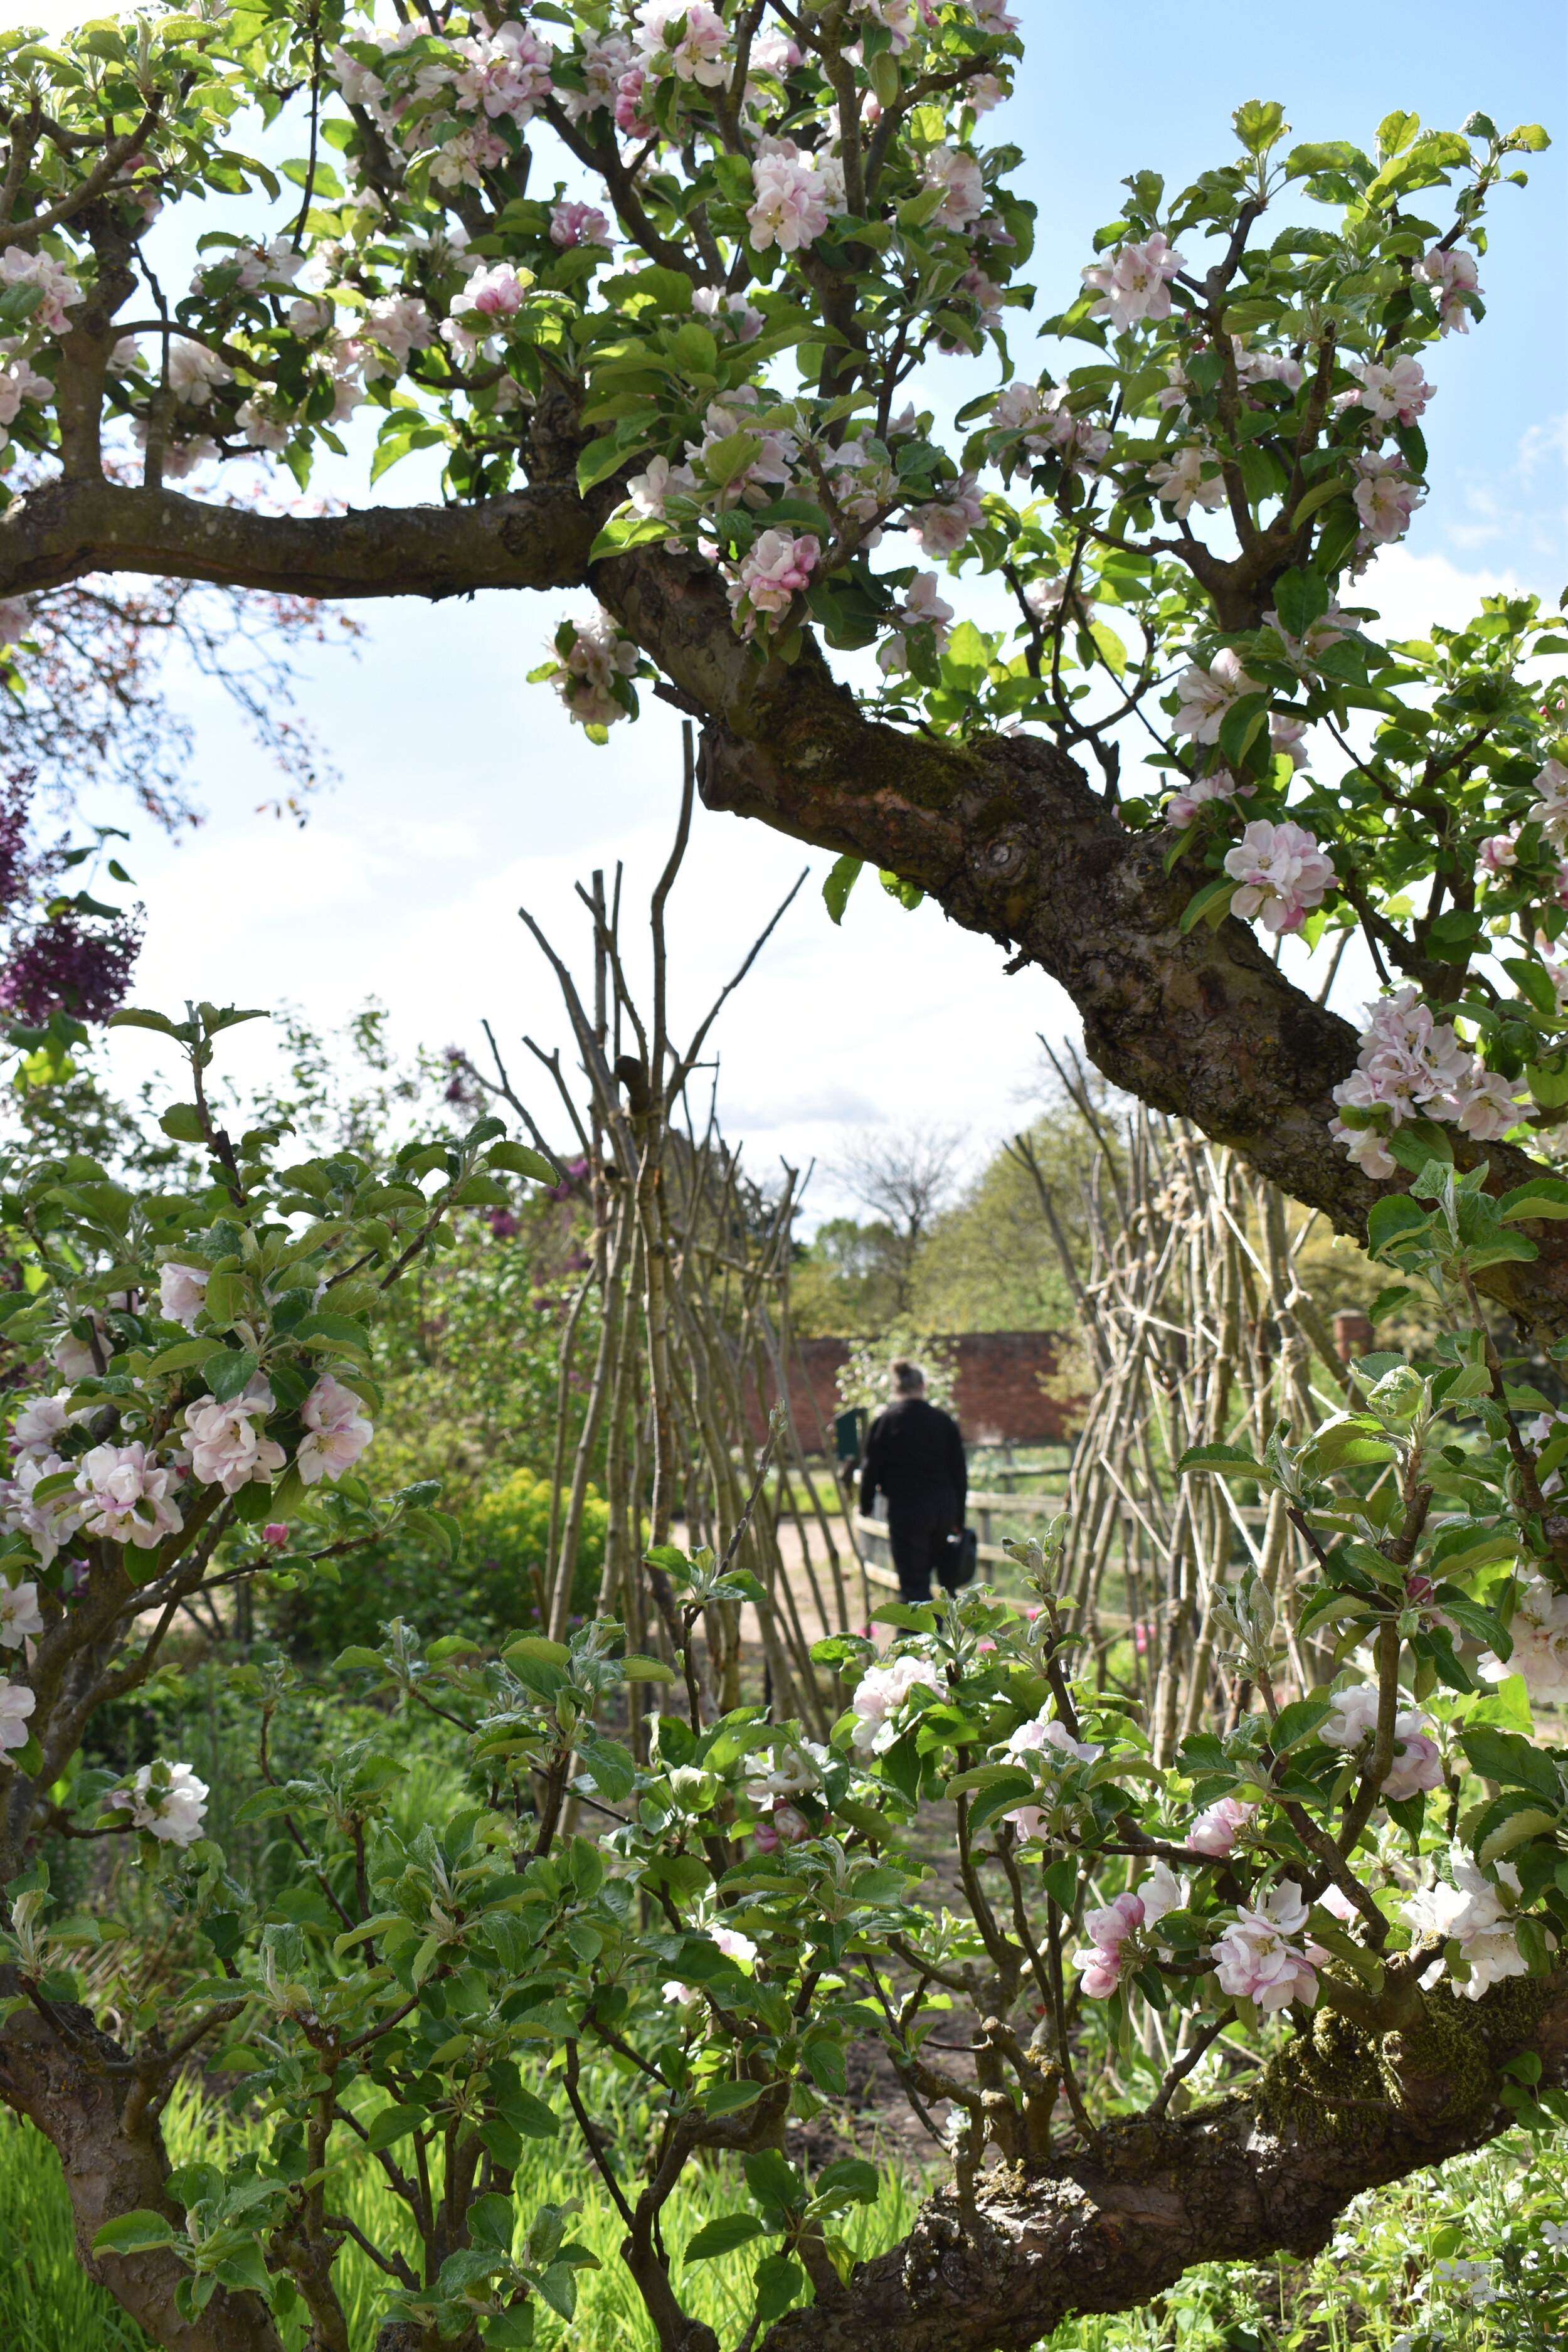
[1353,453,1425,546]
[636,0,729,85]
[910,474,983,559]
[0,1580,43,1650]
[850,1653,937,1753]
[0,1681,35,1752]
[1271,716,1311,770]
[1349,355,1434,426]
[1187,1796,1257,1857]
[74,1441,183,1551]
[1081,234,1185,332]
[708,1922,759,1966]
[1074,1890,1143,1996]
[549,201,612,250]
[1530,758,1568,847]
[0,598,29,648]
[184,1377,286,1495]
[1222,820,1337,935]
[1170,649,1261,744]
[1209,1880,1323,2011]
[1480,1574,1568,1707]
[615,66,655,137]
[2,1452,85,1569]
[1162,769,1253,829]
[1479,827,1520,876]
[728,529,820,635]
[453,21,554,123]
[0,245,84,336]
[1416,245,1481,334]
[262,1522,290,1549]
[460,262,526,320]
[921,146,986,230]
[548,608,640,727]
[561,32,633,121]
[1320,1682,1444,1801]
[296,1374,374,1485]
[747,152,830,253]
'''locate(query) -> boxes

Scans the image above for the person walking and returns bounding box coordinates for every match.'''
[859,1357,968,1608]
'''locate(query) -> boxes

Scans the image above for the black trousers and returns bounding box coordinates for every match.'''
[887,1508,960,1606]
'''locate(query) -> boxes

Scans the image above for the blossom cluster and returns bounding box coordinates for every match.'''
[1330,987,1525,1177]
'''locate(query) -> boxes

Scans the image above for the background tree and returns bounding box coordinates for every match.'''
[829,1123,965,1317]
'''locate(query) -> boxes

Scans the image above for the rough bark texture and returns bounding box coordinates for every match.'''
[9,472,1568,1338]
[0,1994,284,2352]
[758,1966,1568,2352]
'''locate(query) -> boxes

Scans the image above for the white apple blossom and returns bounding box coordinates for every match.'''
[850,1654,937,1753]
[167,339,232,406]
[1147,443,1225,519]
[1480,1574,1568,1706]
[158,1261,210,1332]
[0,597,29,647]
[112,1759,210,1848]
[12,1393,77,1455]
[1162,768,1252,830]
[0,1681,35,1753]
[1530,758,1568,847]
[0,354,51,428]
[1170,648,1261,744]
[1402,1846,1530,1998]
[636,0,729,84]
[0,1581,43,1650]
[296,1374,374,1485]
[235,399,289,452]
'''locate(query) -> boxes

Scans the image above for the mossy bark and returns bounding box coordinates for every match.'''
[755,1966,1568,2352]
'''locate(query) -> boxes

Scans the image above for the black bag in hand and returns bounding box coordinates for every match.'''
[941,1525,978,1591]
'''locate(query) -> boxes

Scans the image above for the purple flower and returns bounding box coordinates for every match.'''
[488,1209,520,1239]
[0,908,142,1024]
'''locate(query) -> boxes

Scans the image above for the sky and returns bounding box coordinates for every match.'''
[14,0,1568,1224]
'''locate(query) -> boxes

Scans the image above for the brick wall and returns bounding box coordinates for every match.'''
[755,1332,1077,1449]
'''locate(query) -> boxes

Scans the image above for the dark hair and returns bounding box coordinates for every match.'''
[891,1357,925,1395]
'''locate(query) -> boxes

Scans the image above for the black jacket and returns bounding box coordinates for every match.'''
[859,1397,967,1523]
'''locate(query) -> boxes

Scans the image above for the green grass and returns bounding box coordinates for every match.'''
[0,2078,918,2352]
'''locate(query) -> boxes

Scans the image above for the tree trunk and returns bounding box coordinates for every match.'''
[0,1996,284,2352]
[758,1966,1568,2352]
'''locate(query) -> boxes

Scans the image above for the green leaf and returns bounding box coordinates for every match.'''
[754,2252,806,2324]
[146,1338,219,1375]
[485,1141,558,1182]
[578,1737,636,1804]
[159,1103,206,1144]
[1461,1727,1562,1803]
[367,2102,426,2151]
[704,2080,764,2118]
[203,1348,259,1404]
[1499,1175,1568,1222]
[1177,1443,1266,1478]
[618,1653,675,1682]
[822,854,863,927]
[1269,1698,1333,1753]
[684,2214,768,2262]
[965,1771,1037,1835]
[1376,109,1421,158]
[1368,1285,1417,1323]
[92,2211,177,2255]
[1179,876,1239,935]
[1292,475,1353,528]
